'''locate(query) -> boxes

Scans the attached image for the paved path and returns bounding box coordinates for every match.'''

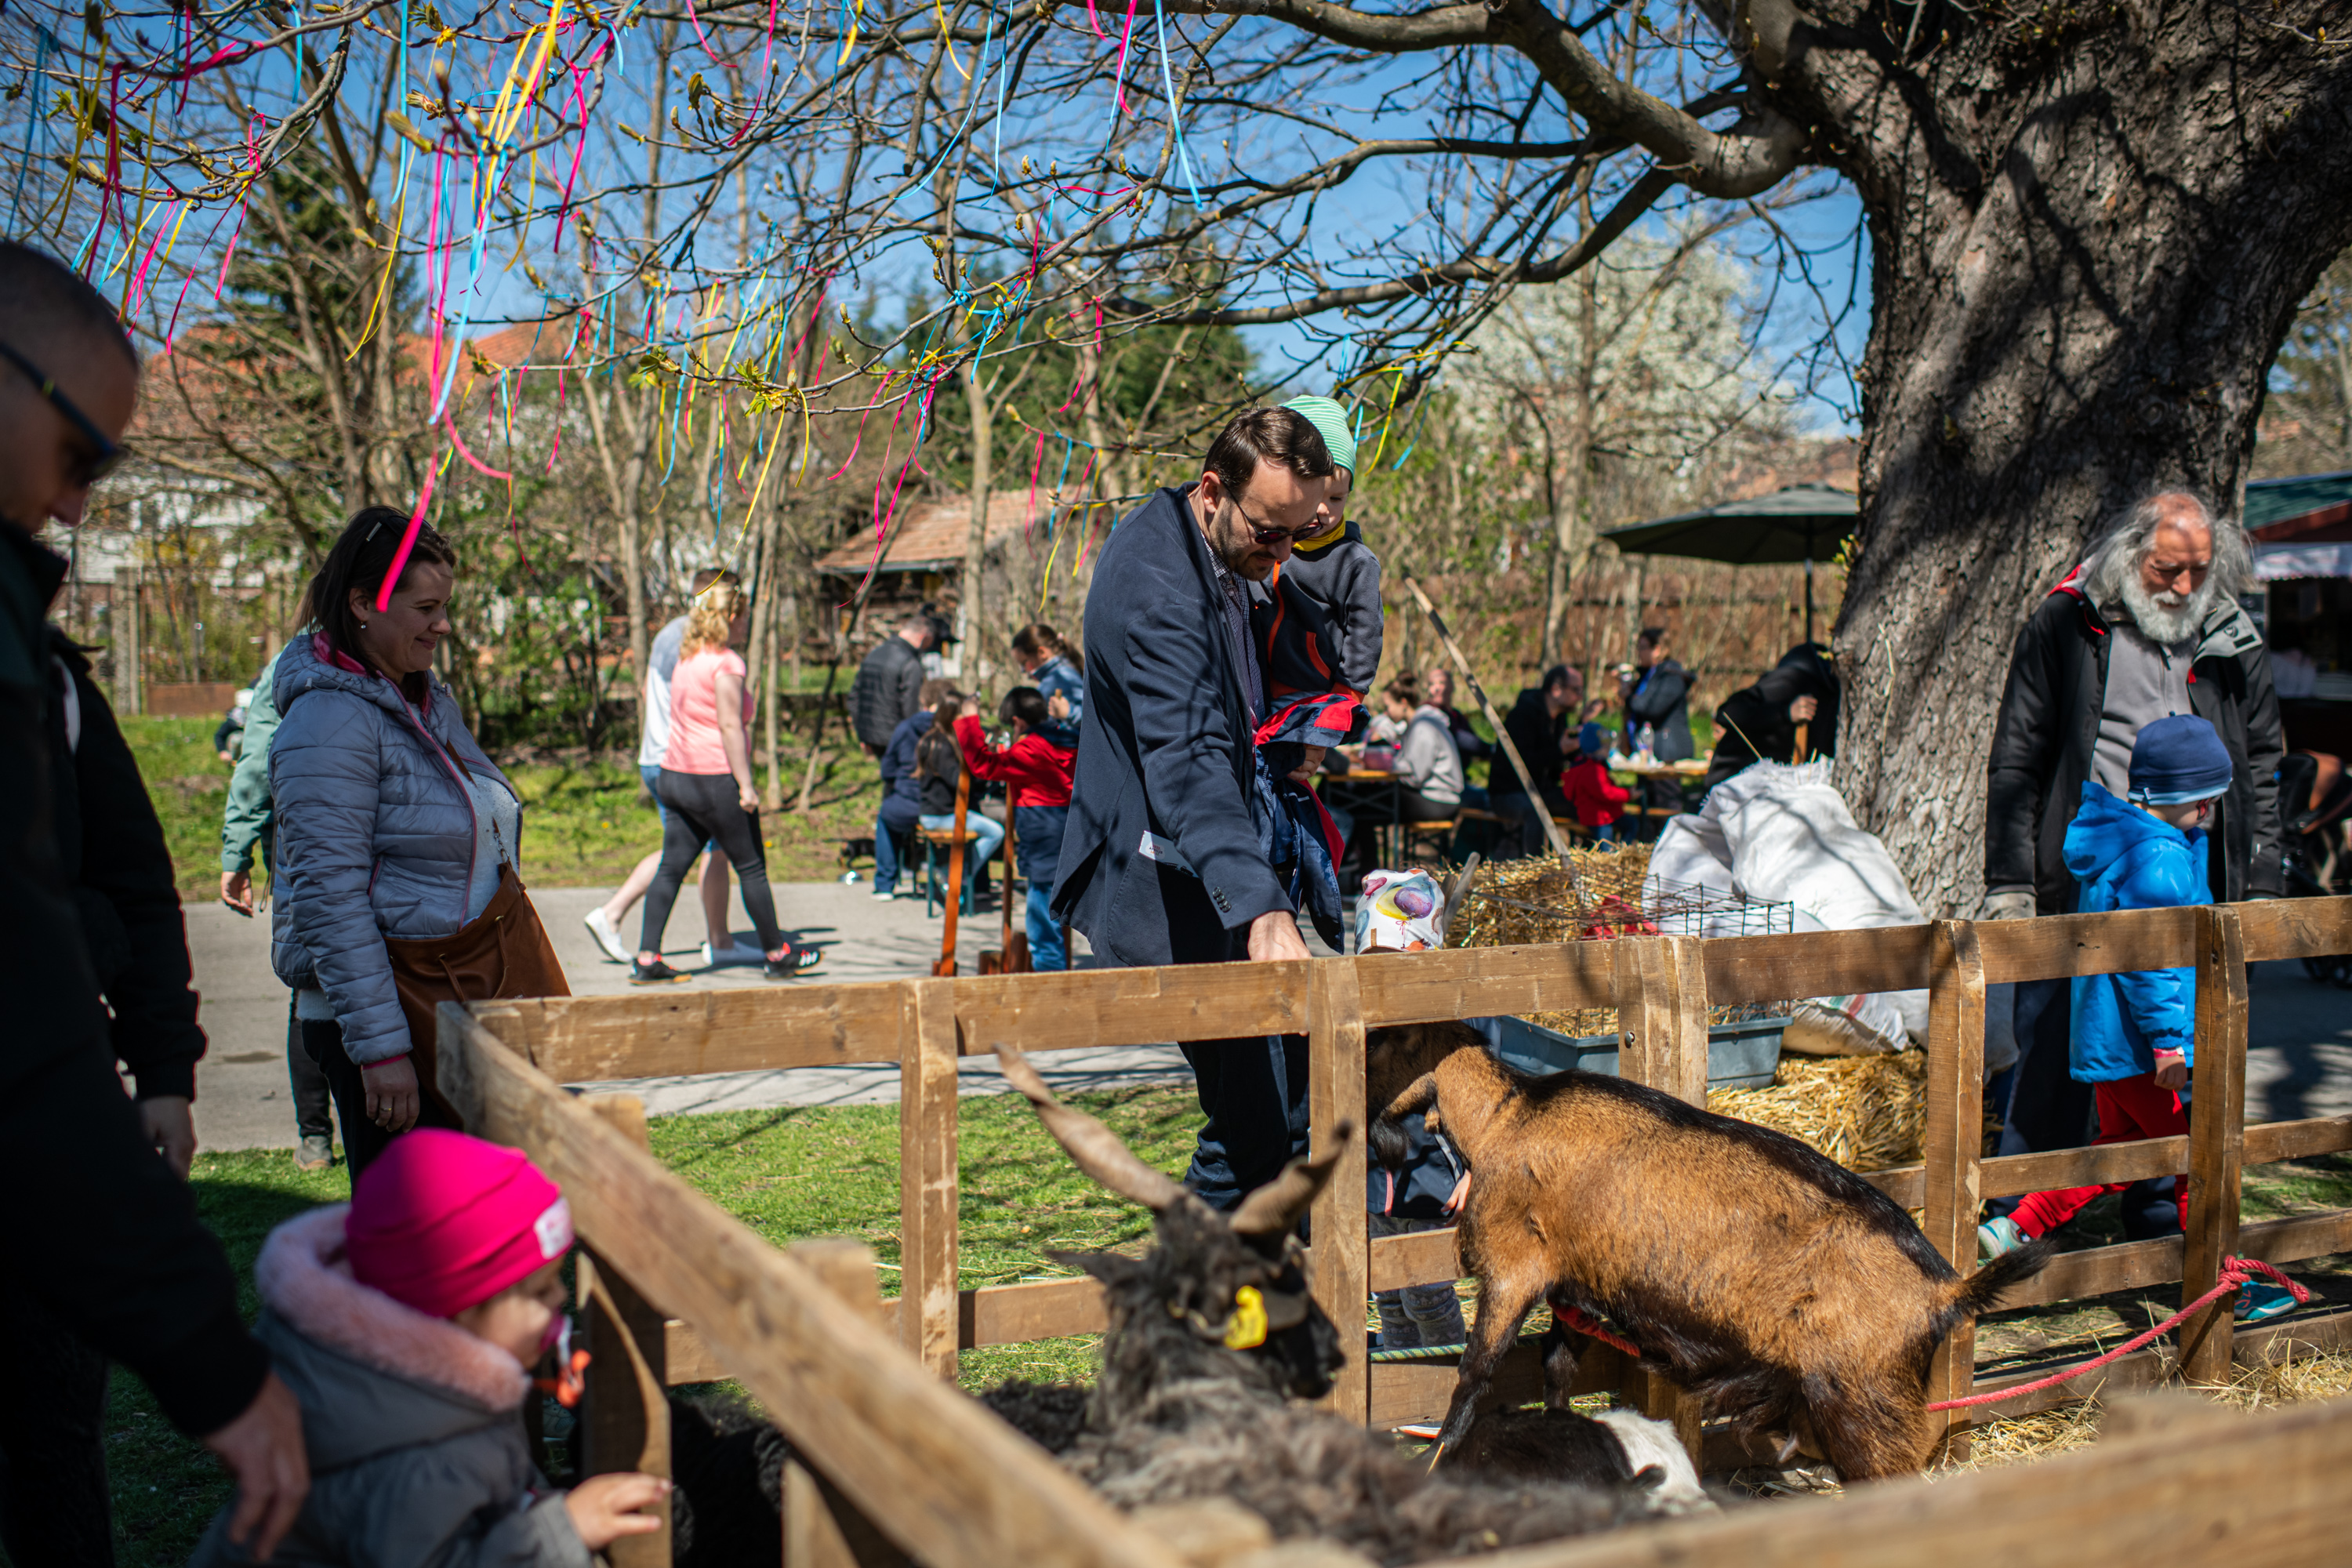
[183,886,2352,1152]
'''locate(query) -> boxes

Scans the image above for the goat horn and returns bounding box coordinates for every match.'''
[994,1042,1187,1212]
[1229,1122,1355,1237]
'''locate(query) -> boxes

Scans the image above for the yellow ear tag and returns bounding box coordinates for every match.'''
[1223,1286,1269,1349]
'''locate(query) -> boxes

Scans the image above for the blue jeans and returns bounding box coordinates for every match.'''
[918,811,1004,870]
[1025,882,1065,971]
[873,810,902,893]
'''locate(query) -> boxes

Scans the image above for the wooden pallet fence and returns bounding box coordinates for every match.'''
[461,897,2352,1465]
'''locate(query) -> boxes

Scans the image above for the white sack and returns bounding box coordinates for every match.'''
[1700,760,1929,1042]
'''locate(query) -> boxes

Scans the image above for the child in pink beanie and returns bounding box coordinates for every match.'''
[191,1129,668,1566]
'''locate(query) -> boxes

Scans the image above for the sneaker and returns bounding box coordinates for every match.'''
[2236,1281,2299,1323]
[630,958,693,985]
[294,1134,333,1171]
[764,946,824,980]
[582,907,630,964]
[872,886,899,902]
[702,941,763,969]
[1977,1214,2028,1262]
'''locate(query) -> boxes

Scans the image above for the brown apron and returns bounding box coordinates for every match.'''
[383,864,568,1121]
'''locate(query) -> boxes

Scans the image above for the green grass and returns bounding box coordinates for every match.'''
[89,1087,1190,1566]
[118,717,888,899]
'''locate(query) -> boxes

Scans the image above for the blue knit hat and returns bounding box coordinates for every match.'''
[1281,395,1357,476]
[1578,722,1608,759]
[2128,714,2233,805]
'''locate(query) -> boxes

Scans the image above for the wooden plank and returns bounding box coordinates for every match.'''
[899,978,961,1377]
[782,1241,904,1568]
[434,1004,1185,1568]
[1354,942,1615,1029]
[1613,936,1708,1458]
[476,989,912,1083]
[1922,921,1987,1457]
[1971,895,2352,985]
[1308,960,1372,1423]
[1857,1112,2352,1213]
[1697,923,1935,1010]
[953,961,1310,1052]
[1370,1226,1461,1295]
[962,1276,1106,1345]
[1443,1396,2352,1568]
[1369,1342,1547,1430]
[577,1095,673,1568]
[2180,906,2251,1385]
[1992,1208,2352,1312]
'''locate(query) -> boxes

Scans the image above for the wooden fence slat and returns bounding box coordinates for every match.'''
[1354,942,1617,1029]
[1922,921,1988,1457]
[953,960,1312,1051]
[579,1095,674,1568]
[1853,1111,2352,1212]
[782,1241,905,1568]
[1695,923,1936,1011]
[435,1005,1186,1568]
[1440,1395,2352,1568]
[900,978,961,1377]
[1309,960,1372,1422]
[2180,906,2250,1385]
[1613,937,1708,1458]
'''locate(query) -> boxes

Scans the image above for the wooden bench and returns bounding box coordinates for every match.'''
[916,825,985,916]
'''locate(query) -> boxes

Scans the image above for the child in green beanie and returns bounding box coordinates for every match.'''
[1250,395,1385,775]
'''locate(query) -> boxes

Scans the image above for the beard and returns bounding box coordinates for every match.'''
[2115,568,2213,646]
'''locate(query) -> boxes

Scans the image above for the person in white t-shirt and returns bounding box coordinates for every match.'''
[581,569,747,965]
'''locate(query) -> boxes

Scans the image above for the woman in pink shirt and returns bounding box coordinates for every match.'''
[631,579,821,982]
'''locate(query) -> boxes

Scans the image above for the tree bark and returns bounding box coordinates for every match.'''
[1744,4,2352,916]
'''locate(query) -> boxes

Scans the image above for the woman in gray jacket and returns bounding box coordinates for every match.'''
[270,509,526,1176]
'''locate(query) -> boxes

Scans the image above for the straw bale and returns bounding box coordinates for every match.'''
[1706,1052,1929,1174]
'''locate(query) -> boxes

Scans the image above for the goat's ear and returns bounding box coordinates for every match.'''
[1367,1116,1410,1173]
[1046,1249,1143,1289]
[1229,1122,1353,1238]
[1377,1071,1441,1127]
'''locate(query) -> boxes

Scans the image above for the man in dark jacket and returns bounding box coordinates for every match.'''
[850,613,941,754]
[1981,490,2282,1232]
[1486,666,1577,858]
[1054,408,1330,1207]
[1701,642,1839,793]
[0,241,307,1563]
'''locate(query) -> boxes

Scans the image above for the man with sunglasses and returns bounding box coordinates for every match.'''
[0,242,309,1563]
[1052,406,1336,1211]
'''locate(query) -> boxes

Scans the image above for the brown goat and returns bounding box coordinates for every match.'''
[1366,1022,2053,1480]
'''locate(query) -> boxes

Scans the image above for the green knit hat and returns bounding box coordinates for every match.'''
[1282,395,1357,477]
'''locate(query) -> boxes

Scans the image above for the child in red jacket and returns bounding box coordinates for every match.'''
[1563,722,1632,841]
[955,688,1076,971]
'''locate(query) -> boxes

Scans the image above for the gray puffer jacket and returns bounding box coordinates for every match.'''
[270,633,517,1065]
[191,1207,591,1568]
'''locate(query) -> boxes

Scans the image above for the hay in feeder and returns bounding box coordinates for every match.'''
[1707,1052,1929,1174]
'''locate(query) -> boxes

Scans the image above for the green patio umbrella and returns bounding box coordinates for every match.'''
[1600,482,1858,642]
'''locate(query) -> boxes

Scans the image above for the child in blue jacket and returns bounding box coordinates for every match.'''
[1980,715,2294,1320]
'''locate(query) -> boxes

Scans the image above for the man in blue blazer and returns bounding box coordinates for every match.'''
[1053,407,1333,1207]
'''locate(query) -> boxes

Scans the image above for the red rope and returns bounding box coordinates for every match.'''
[1558,1305,1642,1360]
[1925,1256,2308,1412]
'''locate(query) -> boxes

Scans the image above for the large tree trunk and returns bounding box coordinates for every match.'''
[1760,5,2352,916]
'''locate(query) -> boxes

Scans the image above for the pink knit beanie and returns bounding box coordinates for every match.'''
[345,1129,573,1319]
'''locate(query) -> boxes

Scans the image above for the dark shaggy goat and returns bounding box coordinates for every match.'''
[992,1042,1659,1565]
[1365,1022,2054,1480]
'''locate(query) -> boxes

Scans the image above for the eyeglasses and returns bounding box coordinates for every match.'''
[0,340,125,488]
[1229,498,1319,547]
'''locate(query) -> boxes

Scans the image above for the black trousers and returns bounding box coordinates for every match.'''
[288,1002,332,1142]
[1179,1035,1312,1214]
[641,769,782,956]
[0,1281,112,1568]
[302,1017,462,1183]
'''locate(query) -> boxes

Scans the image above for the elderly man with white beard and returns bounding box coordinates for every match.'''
[1978,491,2284,1240]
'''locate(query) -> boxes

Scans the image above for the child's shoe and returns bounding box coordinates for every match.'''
[2236,1281,2299,1323]
[1977,1214,2028,1262]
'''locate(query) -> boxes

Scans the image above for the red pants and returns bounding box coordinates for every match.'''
[2010,1072,2190,1238]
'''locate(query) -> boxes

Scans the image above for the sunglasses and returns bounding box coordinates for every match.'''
[1229,498,1319,547]
[0,340,125,488]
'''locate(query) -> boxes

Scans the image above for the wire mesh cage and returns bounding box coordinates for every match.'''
[1443,845,1795,1036]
